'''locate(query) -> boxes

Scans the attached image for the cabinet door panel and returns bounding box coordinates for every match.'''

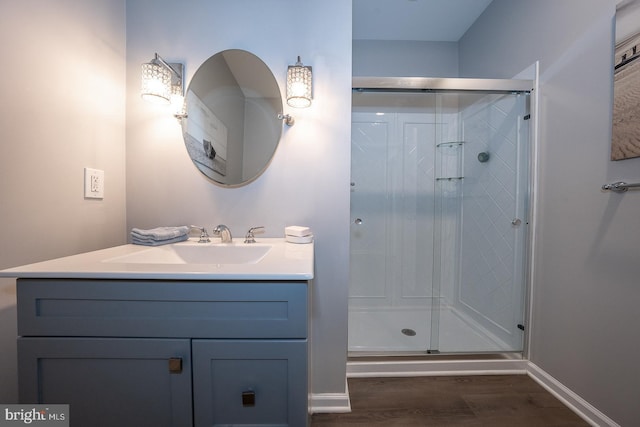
[18,337,192,427]
[192,340,307,427]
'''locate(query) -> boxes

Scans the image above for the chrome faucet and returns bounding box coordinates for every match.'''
[244,226,265,243]
[212,224,233,243]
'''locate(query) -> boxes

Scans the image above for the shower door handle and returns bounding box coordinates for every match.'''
[354,218,363,225]
[511,218,522,226]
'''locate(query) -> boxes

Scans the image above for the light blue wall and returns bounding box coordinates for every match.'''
[353,40,459,77]
[461,1,640,425]
[125,0,352,395]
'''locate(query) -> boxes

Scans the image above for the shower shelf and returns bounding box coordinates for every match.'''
[437,141,465,147]
[436,176,464,181]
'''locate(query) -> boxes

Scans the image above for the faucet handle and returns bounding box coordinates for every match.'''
[189,225,210,243]
[244,226,265,244]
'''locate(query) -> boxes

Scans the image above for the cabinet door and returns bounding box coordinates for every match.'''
[192,339,308,427]
[18,337,192,427]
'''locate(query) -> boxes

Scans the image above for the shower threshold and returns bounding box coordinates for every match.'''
[346,352,528,378]
[348,352,523,361]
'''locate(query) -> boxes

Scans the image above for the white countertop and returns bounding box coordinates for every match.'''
[0,238,314,281]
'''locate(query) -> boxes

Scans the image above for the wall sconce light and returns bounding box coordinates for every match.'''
[141,53,185,118]
[286,56,312,108]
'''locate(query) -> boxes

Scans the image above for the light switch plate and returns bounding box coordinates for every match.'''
[84,167,104,199]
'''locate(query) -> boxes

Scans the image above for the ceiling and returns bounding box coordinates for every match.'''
[353,0,493,42]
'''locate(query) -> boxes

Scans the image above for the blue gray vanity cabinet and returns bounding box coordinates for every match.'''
[18,337,193,426]
[17,278,310,427]
[192,340,307,426]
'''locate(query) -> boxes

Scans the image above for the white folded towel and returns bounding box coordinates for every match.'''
[131,226,189,246]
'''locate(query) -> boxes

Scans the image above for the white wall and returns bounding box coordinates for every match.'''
[0,0,127,402]
[460,1,640,425]
[125,0,352,395]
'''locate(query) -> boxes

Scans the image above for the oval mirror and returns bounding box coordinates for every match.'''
[181,49,283,186]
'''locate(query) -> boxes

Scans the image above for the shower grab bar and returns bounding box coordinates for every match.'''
[601,181,640,193]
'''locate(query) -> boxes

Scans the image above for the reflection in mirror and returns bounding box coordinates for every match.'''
[181,50,283,186]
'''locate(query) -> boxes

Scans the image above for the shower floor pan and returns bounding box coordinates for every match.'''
[348,306,516,354]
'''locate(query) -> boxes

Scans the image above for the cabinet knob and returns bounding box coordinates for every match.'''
[242,390,256,407]
[168,357,183,374]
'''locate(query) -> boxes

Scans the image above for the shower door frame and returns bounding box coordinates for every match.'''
[350,76,537,357]
[352,77,533,93]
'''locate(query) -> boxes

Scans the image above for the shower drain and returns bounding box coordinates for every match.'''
[401,328,416,336]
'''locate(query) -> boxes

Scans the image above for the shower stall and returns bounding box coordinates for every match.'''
[349,77,533,356]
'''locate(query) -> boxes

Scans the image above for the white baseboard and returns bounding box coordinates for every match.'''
[527,362,620,427]
[309,380,351,414]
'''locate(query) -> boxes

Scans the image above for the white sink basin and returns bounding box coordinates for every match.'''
[103,243,272,265]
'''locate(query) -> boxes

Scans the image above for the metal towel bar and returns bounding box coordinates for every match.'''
[601,181,640,193]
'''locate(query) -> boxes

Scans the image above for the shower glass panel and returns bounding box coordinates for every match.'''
[349,87,529,355]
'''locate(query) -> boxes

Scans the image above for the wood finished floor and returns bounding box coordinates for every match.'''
[311,375,590,426]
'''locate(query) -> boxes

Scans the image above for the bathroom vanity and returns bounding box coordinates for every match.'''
[1,239,313,427]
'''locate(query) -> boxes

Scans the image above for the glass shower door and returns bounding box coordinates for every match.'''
[348,87,531,355]
[349,92,439,353]
[432,92,530,353]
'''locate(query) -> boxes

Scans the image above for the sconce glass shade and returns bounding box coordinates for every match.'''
[171,84,186,118]
[287,56,312,108]
[141,59,172,105]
